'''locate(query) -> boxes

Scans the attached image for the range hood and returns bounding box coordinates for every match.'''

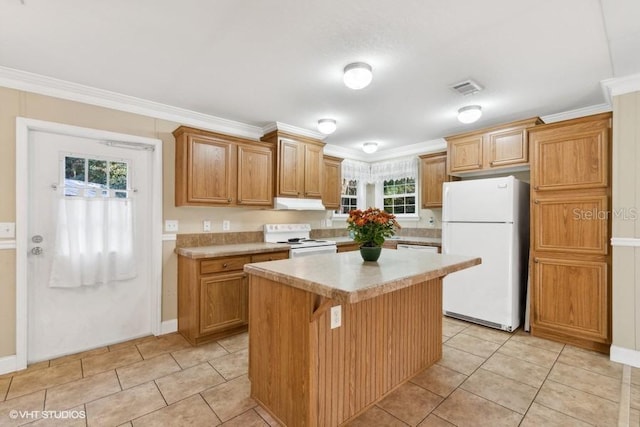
[273,197,326,211]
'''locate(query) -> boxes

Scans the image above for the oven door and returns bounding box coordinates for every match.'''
[289,245,337,258]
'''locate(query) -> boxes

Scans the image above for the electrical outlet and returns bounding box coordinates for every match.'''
[164,220,178,232]
[0,222,15,238]
[330,305,342,329]
[203,220,211,232]
[222,220,230,231]
[326,219,332,227]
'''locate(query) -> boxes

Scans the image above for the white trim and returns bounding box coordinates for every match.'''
[0,240,16,250]
[540,103,612,124]
[0,66,263,140]
[610,345,640,368]
[611,237,640,247]
[262,121,327,141]
[162,234,177,241]
[15,117,164,370]
[601,72,640,104]
[160,319,178,335]
[0,355,18,376]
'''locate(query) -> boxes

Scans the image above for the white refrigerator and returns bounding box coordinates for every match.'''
[442,176,529,332]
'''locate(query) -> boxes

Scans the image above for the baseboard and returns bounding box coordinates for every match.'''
[610,345,640,368]
[160,319,177,335]
[0,355,18,376]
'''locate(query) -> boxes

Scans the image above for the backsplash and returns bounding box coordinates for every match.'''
[310,227,441,239]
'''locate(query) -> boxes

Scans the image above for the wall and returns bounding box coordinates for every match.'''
[611,91,640,358]
[0,86,330,357]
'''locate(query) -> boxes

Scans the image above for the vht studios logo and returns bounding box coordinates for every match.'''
[573,208,638,221]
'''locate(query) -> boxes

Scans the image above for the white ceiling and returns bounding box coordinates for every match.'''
[1,0,639,157]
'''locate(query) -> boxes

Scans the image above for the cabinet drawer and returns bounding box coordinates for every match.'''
[200,256,251,274]
[251,251,289,262]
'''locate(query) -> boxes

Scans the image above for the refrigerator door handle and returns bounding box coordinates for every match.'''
[443,185,450,220]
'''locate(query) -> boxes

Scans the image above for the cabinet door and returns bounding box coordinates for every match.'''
[533,195,609,255]
[337,243,360,253]
[278,139,302,197]
[237,144,273,206]
[303,143,323,198]
[420,154,446,208]
[200,272,247,335]
[533,257,609,343]
[188,135,235,204]
[447,134,483,173]
[486,127,527,168]
[322,156,342,210]
[530,121,609,191]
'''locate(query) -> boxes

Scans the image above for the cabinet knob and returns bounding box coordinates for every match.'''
[223,263,228,268]
[227,198,232,202]
[534,199,539,204]
[534,186,539,190]
[534,258,539,263]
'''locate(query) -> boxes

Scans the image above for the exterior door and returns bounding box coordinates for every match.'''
[27,129,153,362]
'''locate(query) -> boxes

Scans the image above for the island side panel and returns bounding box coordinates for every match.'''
[248,275,315,426]
[314,278,442,425]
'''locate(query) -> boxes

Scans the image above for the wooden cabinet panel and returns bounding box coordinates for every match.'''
[486,127,527,167]
[533,195,609,255]
[278,139,301,197]
[201,256,251,274]
[448,134,483,173]
[304,143,323,198]
[530,122,609,191]
[174,126,274,207]
[200,272,247,335]
[322,156,343,210]
[337,243,360,253]
[237,144,273,206]
[446,117,541,175]
[188,136,234,204]
[420,153,447,208]
[251,251,290,262]
[533,257,608,343]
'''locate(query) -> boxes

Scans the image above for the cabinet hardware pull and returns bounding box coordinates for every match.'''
[534,200,539,204]
[223,263,228,268]
[534,186,539,190]
[227,198,232,202]
[534,258,539,263]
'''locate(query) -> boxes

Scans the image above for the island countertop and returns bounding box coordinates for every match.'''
[243,249,480,304]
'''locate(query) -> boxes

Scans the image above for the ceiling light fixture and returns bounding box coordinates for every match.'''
[362,142,379,154]
[457,105,482,124]
[343,62,373,90]
[317,118,337,135]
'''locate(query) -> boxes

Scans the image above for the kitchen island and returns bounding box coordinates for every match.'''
[244,249,480,427]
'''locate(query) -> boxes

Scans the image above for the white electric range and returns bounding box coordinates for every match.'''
[263,224,337,258]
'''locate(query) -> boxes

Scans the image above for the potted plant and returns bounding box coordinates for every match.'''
[346,207,401,261]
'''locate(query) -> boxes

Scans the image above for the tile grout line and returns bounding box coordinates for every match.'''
[618,364,631,427]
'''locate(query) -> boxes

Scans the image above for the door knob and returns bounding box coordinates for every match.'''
[31,247,43,255]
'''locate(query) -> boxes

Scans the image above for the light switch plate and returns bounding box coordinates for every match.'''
[164,220,178,232]
[203,220,211,232]
[330,305,342,329]
[0,222,15,238]
[222,220,230,231]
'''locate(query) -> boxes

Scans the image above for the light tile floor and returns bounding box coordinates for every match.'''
[0,318,638,426]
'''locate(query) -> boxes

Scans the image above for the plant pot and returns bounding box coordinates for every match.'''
[359,245,382,262]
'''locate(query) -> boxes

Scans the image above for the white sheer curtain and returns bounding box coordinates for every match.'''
[49,194,136,288]
[370,156,419,183]
[342,159,371,183]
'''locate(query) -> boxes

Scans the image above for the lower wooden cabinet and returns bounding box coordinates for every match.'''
[532,257,609,350]
[178,250,289,345]
[337,242,360,253]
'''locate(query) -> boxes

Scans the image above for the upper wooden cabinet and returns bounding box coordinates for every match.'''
[529,115,610,192]
[261,130,325,199]
[419,152,448,208]
[446,117,542,175]
[174,126,274,207]
[322,155,343,210]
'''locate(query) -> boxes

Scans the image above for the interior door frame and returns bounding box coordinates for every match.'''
[15,117,163,370]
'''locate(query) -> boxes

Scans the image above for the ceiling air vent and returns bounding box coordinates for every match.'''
[450,79,483,96]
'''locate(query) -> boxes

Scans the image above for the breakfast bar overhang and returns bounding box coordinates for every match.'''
[244,249,480,427]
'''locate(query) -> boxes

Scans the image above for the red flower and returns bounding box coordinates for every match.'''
[346,207,400,247]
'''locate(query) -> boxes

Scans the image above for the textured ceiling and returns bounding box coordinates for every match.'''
[1,0,638,156]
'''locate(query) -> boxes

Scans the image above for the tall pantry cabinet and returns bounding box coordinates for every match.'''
[529,113,612,353]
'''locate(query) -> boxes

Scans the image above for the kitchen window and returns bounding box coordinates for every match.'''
[373,157,419,219]
[339,179,359,214]
[382,177,416,214]
[334,159,368,217]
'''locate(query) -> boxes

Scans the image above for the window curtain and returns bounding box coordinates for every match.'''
[49,194,136,288]
[342,159,371,184]
[370,156,419,183]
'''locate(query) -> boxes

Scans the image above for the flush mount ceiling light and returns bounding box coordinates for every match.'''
[457,105,482,124]
[343,62,373,90]
[362,142,379,154]
[317,118,337,135]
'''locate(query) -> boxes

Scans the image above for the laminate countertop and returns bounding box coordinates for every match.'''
[243,249,480,304]
[175,243,291,259]
[333,236,442,247]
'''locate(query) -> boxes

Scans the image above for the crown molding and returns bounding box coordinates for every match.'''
[540,103,612,124]
[262,121,327,141]
[324,138,447,162]
[601,72,640,104]
[0,66,264,139]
